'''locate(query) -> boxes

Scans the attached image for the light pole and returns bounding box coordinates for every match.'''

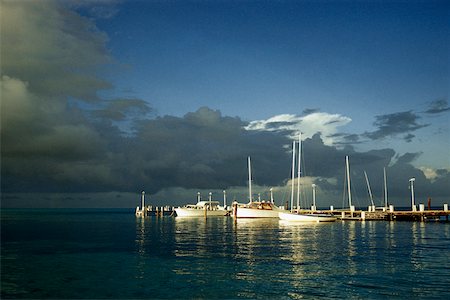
[223,190,227,208]
[141,191,146,216]
[409,178,416,211]
[197,192,201,203]
[311,184,317,211]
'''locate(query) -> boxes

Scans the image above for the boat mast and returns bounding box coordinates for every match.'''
[364,171,375,207]
[383,167,388,208]
[345,156,352,209]
[290,140,296,211]
[248,156,252,204]
[296,133,302,211]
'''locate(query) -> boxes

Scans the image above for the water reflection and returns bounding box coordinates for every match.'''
[135,217,450,298]
[135,217,147,280]
[231,219,281,285]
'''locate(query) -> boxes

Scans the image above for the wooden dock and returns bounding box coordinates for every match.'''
[318,208,450,222]
[387,210,449,222]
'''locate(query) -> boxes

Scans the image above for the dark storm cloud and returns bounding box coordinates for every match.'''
[92,98,152,121]
[396,152,422,164]
[125,107,291,192]
[364,111,429,141]
[1,1,112,101]
[424,99,450,114]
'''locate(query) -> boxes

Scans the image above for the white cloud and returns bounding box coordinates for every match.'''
[419,167,438,181]
[245,112,351,145]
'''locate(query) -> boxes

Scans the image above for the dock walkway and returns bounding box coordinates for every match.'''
[319,208,450,222]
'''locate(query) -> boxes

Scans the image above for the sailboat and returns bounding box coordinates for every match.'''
[232,157,282,218]
[279,134,336,222]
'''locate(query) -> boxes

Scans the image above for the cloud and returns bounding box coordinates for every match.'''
[1,0,112,101]
[364,111,429,141]
[424,98,450,114]
[92,98,152,121]
[245,112,352,145]
[302,108,320,115]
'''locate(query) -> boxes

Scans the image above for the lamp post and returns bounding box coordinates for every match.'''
[270,188,274,203]
[223,190,227,208]
[311,184,317,212]
[409,178,416,211]
[141,191,146,216]
[197,192,201,203]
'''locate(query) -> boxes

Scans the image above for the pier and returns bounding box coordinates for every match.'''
[318,205,450,222]
[145,205,175,217]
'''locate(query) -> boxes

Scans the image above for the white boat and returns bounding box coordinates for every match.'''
[279,211,336,222]
[175,200,229,217]
[233,201,283,218]
[278,133,336,223]
[232,157,283,218]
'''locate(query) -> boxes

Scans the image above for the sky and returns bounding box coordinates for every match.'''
[1,0,449,208]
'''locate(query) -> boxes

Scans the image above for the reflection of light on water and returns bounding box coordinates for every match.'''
[231,219,281,285]
[278,221,335,294]
[135,217,147,279]
[172,218,206,275]
[411,222,426,272]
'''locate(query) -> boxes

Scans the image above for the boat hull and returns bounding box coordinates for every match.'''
[279,212,336,222]
[174,208,228,217]
[233,207,280,218]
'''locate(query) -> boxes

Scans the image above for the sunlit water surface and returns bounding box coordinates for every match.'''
[2,209,449,299]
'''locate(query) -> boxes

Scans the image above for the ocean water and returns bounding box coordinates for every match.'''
[1,209,449,299]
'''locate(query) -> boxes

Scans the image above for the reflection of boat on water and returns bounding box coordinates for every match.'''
[175,201,229,217]
[232,157,283,218]
[279,211,336,222]
[278,133,336,222]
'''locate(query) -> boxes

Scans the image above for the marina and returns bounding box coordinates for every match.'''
[137,194,450,222]
[135,152,449,223]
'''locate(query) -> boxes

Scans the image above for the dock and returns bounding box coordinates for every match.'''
[145,205,175,217]
[318,206,450,222]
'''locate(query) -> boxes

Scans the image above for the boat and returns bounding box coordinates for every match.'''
[279,211,336,222]
[175,193,229,217]
[232,157,283,218]
[233,200,283,218]
[278,133,337,222]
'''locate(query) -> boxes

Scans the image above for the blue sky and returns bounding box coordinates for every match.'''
[1,0,449,207]
[98,0,447,118]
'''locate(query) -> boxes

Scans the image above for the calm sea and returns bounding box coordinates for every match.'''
[1,209,449,299]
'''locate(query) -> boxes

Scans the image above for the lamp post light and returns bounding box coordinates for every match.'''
[409,178,416,212]
[223,190,227,208]
[311,184,317,212]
